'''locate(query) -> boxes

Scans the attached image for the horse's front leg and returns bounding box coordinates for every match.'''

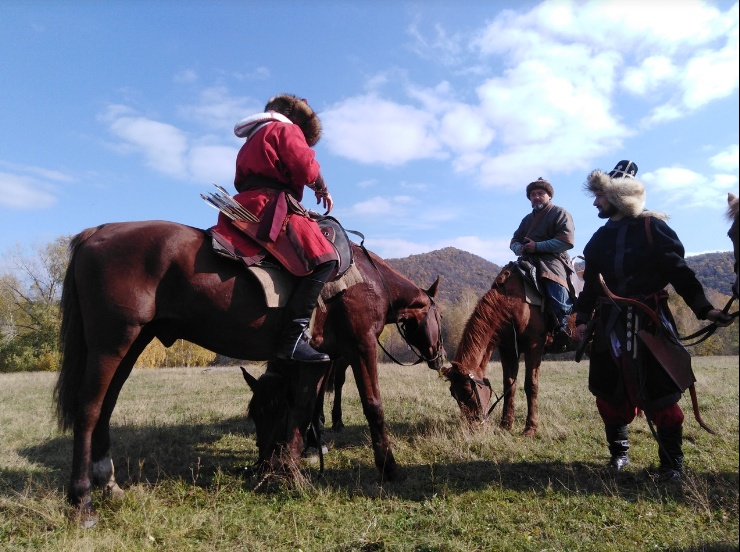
[285,363,330,465]
[521,347,542,437]
[351,354,399,481]
[498,343,519,431]
[331,359,348,431]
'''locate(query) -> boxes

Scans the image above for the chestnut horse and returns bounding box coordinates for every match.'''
[54,220,443,522]
[440,263,576,436]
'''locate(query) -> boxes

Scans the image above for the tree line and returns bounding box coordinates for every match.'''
[1,237,736,372]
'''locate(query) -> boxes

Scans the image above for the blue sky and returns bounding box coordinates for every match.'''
[1,0,738,273]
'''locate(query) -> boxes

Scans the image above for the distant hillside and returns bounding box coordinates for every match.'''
[686,251,735,294]
[386,248,734,305]
[386,247,501,305]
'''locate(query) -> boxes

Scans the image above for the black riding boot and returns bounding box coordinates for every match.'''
[552,317,571,350]
[656,426,683,482]
[275,261,336,363]
[605,424,630,471]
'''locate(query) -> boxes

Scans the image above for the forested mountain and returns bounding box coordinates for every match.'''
[387,247,735,305]
[386,247,501,305]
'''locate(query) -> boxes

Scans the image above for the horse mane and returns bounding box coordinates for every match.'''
[453,286,509,365]
[727,193,739,222]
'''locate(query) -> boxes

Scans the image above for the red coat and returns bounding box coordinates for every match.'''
[210,121,337,276]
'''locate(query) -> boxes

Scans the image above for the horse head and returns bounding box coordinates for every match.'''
[728,192,739,297]
[439,362,493,425]
[242,365,292,469]
[395,276,446,370]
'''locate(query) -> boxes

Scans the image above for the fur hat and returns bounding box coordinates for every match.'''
[584,160,667,220]
[526,177,554,199]
[264,94,322,147]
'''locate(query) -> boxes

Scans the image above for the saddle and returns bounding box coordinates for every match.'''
[208,214,362,309]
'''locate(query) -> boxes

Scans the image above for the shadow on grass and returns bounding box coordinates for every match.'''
[6,416,737,515]
[5,415,255,498]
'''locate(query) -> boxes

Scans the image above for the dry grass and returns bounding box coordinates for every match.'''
[1,358,737,551]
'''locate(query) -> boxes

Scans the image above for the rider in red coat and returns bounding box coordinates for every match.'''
[221,94,338,363]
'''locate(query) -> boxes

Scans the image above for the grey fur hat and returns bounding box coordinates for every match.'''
[584,160,667,220]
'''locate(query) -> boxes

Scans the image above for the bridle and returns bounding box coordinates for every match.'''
[447,362,514,425]
[380,296,445,367]
[354,235,445,367]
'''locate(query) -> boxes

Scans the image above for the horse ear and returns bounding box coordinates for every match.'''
[426,276,441,298]
[240,366,259,391]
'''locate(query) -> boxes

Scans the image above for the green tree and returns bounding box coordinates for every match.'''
[0,237,69,372]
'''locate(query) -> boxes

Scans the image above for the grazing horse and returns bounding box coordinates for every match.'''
[440,263,576,436]
[54,220,443,522]
[728,192,739,298]
[242,246,445,476]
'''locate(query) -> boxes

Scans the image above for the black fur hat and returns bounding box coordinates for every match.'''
[526,177,554,199]
[264,94,322,147]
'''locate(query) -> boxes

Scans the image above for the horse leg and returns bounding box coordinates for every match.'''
[521,348,542,437]
[67,352,123,524]
[331,359,348,431]
[351,355,399,481]
[499,343,519,431]
[90,348,141,500]
[284,363,330,470]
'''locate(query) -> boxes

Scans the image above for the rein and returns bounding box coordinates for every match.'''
[352,231,444,367]
[676,295,738,346]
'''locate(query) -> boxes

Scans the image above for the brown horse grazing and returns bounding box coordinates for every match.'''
[55,220,444,522]
[241,249,445,477]
[440,263,576,436]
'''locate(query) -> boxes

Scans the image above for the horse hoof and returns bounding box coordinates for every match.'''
[522,428,537,438]
[104,483,125,501]
[74,505,99,529]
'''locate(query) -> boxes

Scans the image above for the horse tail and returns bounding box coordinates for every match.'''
[54,226,99,432]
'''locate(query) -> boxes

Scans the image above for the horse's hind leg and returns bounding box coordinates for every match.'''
[90,360,140,500]
[521,349,541,437]
[67,352,123,520]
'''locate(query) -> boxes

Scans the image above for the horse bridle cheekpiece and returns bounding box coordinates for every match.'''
[356,237,445,367]
[448,363,513,425]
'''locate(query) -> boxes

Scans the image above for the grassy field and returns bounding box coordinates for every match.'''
[1,357,737,551]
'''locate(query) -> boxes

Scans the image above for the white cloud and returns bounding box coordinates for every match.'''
[643,166,737,208]
[321,94,445,165]
[710,144,739,172]
[188,144,239,185]
[178,87,262,132]
[99,104,240,184]
[682,37,739,109]
[101,107,189,179]
[0,173,57,209]
[622,56,677,96]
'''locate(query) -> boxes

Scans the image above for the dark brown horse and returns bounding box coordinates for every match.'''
[54,220,443,521]
[440,263,576,436]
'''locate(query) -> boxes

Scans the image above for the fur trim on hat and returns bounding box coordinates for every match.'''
[264,94,322,147]
[584,170,667,220]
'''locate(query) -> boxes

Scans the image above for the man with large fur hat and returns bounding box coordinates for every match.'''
[211,94,337,363]
[574,160,732,481]
[510,177,576,350]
